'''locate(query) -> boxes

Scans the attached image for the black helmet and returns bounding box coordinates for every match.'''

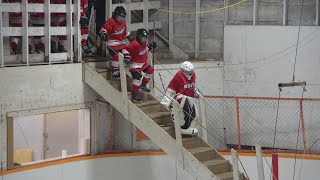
[113,6,126,18]
[136,28,149,42]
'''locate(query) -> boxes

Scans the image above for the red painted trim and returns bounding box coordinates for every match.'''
[219,149,320,155]
[300,100,307,151]
[204,96,320,101]
[236,98,241,150]
[272,154,279,180]
[219,151,320,160]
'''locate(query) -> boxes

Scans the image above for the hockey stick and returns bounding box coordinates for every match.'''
[152,21,166,92]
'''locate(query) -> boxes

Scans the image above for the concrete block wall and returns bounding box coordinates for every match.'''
[228,0,254,25]
[153,0,318,60]
[199,0,225,60]
[287,0,317,25]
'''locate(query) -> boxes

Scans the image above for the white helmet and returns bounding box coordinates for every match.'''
[180,61,194,80]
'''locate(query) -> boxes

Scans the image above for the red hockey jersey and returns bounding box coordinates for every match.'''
[126,40,149,71]
[81,0,88,16]
[167,71,196,102]
[100,18,129,50]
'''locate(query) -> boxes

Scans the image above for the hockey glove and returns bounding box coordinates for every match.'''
[100,32,108,41]
[124,55,132,65]
[194,87,202,99]
[148,42,157,50]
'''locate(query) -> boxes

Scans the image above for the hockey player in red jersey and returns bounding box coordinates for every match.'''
[99,6,133,79]
[30,0,45,53]
[160,61,201,136]
[9,0,32,54]
[124,28,156,103]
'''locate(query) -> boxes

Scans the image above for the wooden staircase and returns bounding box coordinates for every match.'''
[83,60,248,180]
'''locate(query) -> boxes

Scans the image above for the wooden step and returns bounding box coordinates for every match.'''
[217,172,246,180]
[97,68,112,80]
[96,68,110,73]
[203,159,230,175]
[127,92,155,102]
[182,137,209,149]
[85,58,110,65]
[109,78,132,91]
[146,111,173,125]
[188,147,221,162]
[217,172,233,180]
[96,67,130,81]
[137,100,167,113]
[136,100,160,107]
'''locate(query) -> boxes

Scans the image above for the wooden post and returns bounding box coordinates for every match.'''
[224,0,229,25]
[283,0,287,26]
[256,145,265,180]
[253,0,258,25]
[126,0,131,29]
[143,0,148,30]
[66,0,73,62]
[231,149,240,180]
[171,100,184,169]
[316,0,319,25]
[118,53,129,119]
[44,0,51,63]
[195,0,200,59]
[22,0,29,65]
[169,0,173,52]
[0,10,3,67]
[199,96,208,143]
[74,0,81,62]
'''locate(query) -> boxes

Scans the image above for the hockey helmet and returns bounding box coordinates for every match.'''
[136,28,149,43]
[114,6,126,18]
[180,61,194,80]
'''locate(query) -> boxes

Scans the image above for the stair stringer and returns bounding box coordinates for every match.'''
[83,62,220,180]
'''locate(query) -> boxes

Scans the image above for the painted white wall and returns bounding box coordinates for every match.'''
[1,154,320,180]
[1,155,195,180]
[14,115,44,161]
[223,25,320,98]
